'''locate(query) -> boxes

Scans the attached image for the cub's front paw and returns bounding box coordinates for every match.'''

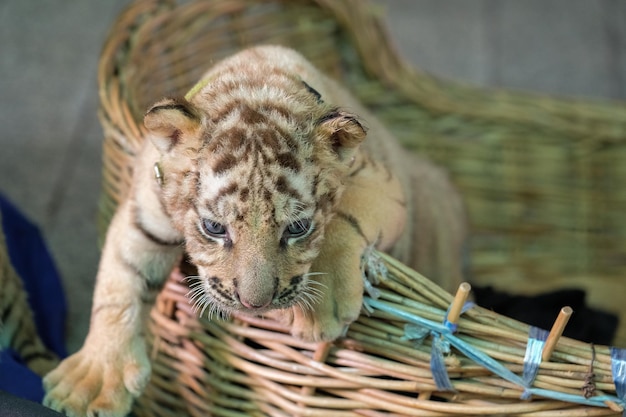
[290,285,362,342]
[43,338,150,417]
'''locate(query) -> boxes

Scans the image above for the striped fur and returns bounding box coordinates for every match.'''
[0,212,59,376]
[44,46,466,417]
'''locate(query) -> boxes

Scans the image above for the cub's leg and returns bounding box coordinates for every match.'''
[43,196,182,417]
[291,155,406,341]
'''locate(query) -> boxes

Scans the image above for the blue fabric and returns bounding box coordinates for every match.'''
[0,350,46,403]
[0,195,67,403]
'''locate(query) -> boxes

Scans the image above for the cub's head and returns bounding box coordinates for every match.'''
[144,75,366,317]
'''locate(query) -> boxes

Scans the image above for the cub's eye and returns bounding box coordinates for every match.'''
[202,219,227,238]
[284,219,313,239]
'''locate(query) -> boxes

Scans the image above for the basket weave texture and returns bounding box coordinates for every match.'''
[96,0,626,415]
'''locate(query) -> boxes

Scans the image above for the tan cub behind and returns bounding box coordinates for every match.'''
[44,45,466,417]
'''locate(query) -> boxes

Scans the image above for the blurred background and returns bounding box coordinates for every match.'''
[1,0,624,353]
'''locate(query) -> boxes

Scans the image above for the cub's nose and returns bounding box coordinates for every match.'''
[236,291,273,310]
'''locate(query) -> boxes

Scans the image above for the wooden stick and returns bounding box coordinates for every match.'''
[298,342,333,407]
[542,307,574,362]
[447,282,472,327]
[417,391,432,401]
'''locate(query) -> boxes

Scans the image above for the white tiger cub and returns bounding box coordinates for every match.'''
[44,45,466,416]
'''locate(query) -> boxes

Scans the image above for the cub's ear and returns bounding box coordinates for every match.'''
[144,98,201,153]
[316,110,367,161]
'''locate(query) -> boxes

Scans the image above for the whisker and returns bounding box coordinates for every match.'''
[294,299,312,317]
[207,304,218,321]
[290,273,327,313]
[302,272,328,277]
[302,287,324,304]
[184,275,202,284]
[181,275,233,321]
[304,279,328,292]
[199,299,211,318]
[186,282,204,295]
[187,293,200,310]
[186,284,206,309]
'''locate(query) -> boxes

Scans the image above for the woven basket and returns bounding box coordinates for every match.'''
[96,0,626,415]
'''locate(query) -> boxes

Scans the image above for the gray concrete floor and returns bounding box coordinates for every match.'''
[1,0,624,353]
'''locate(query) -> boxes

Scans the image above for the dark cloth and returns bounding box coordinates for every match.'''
[0,391,63,417]
[0,195,67,403]
[474,285,618,345]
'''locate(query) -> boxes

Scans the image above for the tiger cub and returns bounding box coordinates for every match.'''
[0,211,59,377]
[44,45,466,416]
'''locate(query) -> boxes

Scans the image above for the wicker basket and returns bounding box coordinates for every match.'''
[96,0,626,415]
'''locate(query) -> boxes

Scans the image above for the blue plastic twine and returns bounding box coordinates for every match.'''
[611,347,626,416]
[364,297,623,409]
[430,335,454,391]
[402,323,455,391]
[436,302,476,391]
[521,327,549,400]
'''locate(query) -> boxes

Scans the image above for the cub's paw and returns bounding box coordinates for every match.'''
[290,288,362,342]
[43,338,150,417]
